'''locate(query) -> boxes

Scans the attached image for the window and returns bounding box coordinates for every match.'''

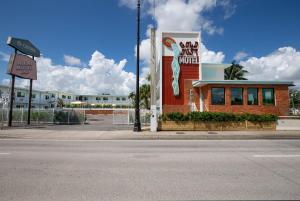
[51,94,55,98]
[96,97,101,101]
[68,96,71,99]
[263,88,275,105]
[103,97,108,101]
[32,94,36,99]
[84,97,88,101]
[122,97,126,101]
[62,95,66,99]
[116,97,120,101]
[17,91,25,97]
[45,95,49,100]
[248,88,258,105]
[231,88,243,105]
[211,88,225,105]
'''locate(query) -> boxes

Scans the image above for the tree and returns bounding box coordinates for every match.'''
[128,92,136,108]
[56,98,64,108]
[128,74,151,109]
[225,61,249,80]
[289,89,300,108]
[140,84,150,109]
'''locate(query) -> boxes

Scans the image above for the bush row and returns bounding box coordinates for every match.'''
[160,112,278,122]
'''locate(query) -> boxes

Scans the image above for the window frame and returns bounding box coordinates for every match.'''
[211,87,225,105]
[17,91,25,98]
[262,88,275,105]
[247,88,258,105]
[231,87,244,105]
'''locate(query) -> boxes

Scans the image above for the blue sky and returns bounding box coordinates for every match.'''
[0,0,300,94]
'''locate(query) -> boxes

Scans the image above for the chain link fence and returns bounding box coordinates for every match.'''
[0,108,86,127]
[112,109,150,125]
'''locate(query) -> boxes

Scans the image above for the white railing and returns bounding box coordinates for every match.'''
[112,109,150,125]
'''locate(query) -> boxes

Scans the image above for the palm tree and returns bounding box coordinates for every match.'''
[140,84,150,109]
[128,74,151,109]
[225,61,248,80]
[289,89,300,108]
[128,92,136,108]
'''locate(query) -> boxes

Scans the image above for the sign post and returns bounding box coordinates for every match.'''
[8,74,15,127]
[6,37,40,127]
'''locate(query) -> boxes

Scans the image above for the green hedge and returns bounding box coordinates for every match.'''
[161,112,278,122]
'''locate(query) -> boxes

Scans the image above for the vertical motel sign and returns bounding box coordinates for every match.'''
[6,37,40,126]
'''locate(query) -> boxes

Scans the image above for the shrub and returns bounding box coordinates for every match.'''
[161,112,189,122]
[161,112,277,122]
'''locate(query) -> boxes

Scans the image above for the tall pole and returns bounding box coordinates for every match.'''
[150,28,157,132]
[8,75,15,127]
[8,49,17,127]
[133,0,141,132]
[27,56,33,125]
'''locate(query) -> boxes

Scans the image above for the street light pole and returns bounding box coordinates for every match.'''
[133,0,141,132]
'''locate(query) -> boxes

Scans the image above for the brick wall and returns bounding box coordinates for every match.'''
[162,81,290,116]
[202,84,289,116]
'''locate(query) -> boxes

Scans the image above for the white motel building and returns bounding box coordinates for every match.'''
[0,84,131,109]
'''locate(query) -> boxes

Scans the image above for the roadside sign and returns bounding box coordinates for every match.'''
[7,53,37,80]
[7,37,40,57]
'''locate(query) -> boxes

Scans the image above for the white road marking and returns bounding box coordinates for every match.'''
[0,153,11,155]
[253,154,300,158]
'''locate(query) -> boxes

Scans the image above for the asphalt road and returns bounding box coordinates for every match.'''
[0,140,300,201]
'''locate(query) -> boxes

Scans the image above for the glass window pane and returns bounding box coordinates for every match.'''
[231,88,243,105]
[263,88,274,105]
[211,88,225,105]
[247,88,258,105]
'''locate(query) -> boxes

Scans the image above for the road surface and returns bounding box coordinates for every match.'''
[0,139,299,201]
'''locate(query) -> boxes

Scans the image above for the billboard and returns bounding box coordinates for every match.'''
[7,53,37,80]
[161,32,200,107]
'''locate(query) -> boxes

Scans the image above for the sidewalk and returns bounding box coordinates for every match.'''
[0,127,300,140]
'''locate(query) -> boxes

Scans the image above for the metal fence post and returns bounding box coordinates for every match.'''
[127,109,130,125]
[21,107,23,124]
[38,107,40,124]
[52,108,55,124]
[67,111,70,125]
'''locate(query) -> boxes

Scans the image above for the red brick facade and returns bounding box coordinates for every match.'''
[163,80,290,116]
[201,84,290,116]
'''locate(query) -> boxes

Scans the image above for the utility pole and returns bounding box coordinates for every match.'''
[133,0,141,132]
[150,28,157,132]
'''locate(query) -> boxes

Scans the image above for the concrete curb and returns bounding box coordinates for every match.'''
[1,127,300,140]
[1,130,300,140]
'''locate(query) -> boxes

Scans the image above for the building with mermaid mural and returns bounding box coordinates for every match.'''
[157,31,293,116]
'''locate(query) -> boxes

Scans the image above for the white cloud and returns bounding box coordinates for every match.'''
[218,0,237,19]
[0,51,10,62]
[63,55,82,66]
[128,0,229,82]
[201,43,225,63]
[234,51,248,61]
[8,51,136,95]
[240,47,300,88]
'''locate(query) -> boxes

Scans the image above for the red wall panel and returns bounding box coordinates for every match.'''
[162,56,199,105]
